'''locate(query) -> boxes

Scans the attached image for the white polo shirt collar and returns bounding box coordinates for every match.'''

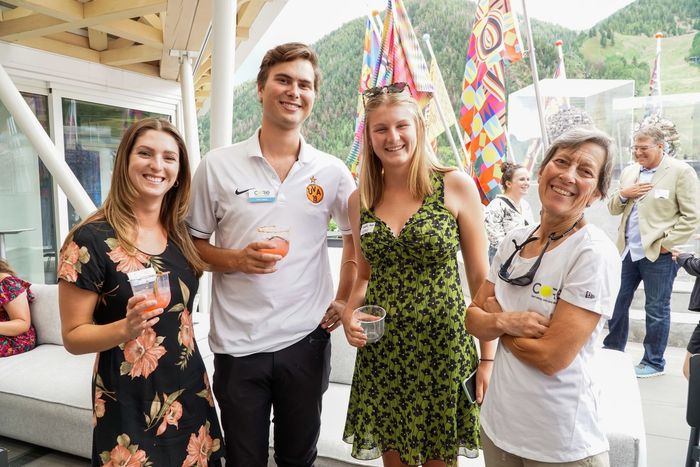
[245,127,317,165]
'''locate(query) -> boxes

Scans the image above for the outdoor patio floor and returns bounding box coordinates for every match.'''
[0,339,692,466]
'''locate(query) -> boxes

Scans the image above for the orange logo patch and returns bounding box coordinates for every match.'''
[306,176,324,204]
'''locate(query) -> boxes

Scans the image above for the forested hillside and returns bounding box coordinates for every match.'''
[198,0,700,161]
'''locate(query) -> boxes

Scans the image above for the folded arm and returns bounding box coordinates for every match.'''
[500,299,602,376]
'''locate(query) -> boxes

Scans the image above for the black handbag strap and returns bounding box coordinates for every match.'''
[498,195,528,226]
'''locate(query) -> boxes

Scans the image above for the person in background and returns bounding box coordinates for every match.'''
[0,258,36,357]
[466,127,621,466]
[672,245,700,379]
[484,161,535,263]
[58,118,224,466]
[341,85,492,466]
[603,125,700,378]
[187,42,356,467]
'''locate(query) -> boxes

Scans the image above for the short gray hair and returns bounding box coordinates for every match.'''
[634,125,665,145]
[540,126,614,198]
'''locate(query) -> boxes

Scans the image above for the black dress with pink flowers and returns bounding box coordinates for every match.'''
[58,222,223,467]
[0,275,36,357]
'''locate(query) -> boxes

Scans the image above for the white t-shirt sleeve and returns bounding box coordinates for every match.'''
[187,155,217,240]
[558,238,621,319]
[330,164,356,235]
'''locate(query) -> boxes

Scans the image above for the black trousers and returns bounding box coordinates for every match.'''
[213,325,331,467]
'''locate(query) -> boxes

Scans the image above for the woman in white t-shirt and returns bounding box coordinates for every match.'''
[483,162,535,263]
[466,127,622,466]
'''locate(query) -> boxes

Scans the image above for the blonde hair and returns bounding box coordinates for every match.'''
[0,259,16,276]
[61,118,205,275]
[359,91,453,209]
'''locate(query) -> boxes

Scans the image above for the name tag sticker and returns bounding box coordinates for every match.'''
[360,222,375,235]
[248,189,276,203]
[654,189,669,199]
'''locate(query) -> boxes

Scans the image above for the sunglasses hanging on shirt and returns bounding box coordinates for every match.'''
[498,215,583,287]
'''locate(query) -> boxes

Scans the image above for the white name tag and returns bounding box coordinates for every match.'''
[654,189,669,199]
[248,189,276,203]
[360,222,375,235]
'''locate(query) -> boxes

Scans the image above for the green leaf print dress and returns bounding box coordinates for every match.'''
[343,174,480,465]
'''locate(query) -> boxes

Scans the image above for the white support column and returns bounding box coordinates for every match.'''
[176,51,202,170]
[210,0,236,149]
[0,63,96,219]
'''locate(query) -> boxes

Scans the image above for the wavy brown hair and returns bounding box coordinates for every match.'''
[359,90,453,209]
[0,259,16,276]
[62,118,205,275]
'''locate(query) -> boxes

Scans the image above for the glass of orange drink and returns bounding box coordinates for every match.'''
[129,271,171,312]
[256,226,290,258]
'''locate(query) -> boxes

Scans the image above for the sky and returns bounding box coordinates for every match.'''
[234,0,637,84]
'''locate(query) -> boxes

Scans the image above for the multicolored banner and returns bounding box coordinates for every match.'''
[425,58,457,142]
[647,32,663,116]
[346,16,383,176]
[459,0,523,205]
[345,0,433,177]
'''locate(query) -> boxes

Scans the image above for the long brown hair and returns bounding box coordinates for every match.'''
[359,90,453,209]
[62,118,205,275]
[0,259,16,276]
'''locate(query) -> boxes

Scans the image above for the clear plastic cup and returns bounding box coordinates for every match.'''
[129,272,171,312]
[353,305,387,344]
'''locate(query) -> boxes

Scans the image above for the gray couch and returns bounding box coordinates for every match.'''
[0,279,646,466]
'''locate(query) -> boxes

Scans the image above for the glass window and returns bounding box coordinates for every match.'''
[0,93,55,284]
[62,98,168,228]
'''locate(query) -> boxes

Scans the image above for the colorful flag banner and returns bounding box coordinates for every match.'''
[425,58,457,142]
[345,0,434,176]
[459,0,523,205]
[647,32,663,116]
[346,16,383,176]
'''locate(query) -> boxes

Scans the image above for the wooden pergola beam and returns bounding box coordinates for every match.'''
[100,44,162,66]
[17,36,100,62]
[87,28,108,51]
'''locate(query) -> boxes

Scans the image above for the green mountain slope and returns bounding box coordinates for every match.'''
[581,32,700,94]
[198,0,699,161]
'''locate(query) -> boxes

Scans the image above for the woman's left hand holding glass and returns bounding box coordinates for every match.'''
[341,306,367,348]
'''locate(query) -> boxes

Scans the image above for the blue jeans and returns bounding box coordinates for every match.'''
[603,252,679,371]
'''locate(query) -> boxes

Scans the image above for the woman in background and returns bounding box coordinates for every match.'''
[0,258,36,357]
[484,161,535,263]
[58,118,223,466]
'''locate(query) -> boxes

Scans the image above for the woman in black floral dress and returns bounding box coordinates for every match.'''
[340,87,495,466]
[58,118,223,466]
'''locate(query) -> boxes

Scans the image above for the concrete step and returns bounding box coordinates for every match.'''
[624,273,697,348]
[621,307,698,349]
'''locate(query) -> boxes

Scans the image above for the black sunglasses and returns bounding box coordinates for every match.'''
[362,82,408,106]
[498,216,583,287]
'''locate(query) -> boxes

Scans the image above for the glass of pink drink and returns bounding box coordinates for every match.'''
[129,272,171,312]
[256,226,290,257]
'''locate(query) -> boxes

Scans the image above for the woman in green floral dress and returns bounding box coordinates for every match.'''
[341,86,495,466]
[58,118,223,466]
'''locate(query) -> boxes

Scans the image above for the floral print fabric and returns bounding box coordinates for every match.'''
[483,195,534,250]
[58,222,223,466]
[343,174,481,465]
[0,275,36,357]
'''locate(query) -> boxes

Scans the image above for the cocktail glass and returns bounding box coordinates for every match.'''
[256,226,290,257]
[129,271,171,312]
[353,305,386,344]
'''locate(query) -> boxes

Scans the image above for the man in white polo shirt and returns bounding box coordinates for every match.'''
[187,43,356,467]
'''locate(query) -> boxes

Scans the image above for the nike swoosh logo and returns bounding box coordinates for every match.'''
[235,188,252,195]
